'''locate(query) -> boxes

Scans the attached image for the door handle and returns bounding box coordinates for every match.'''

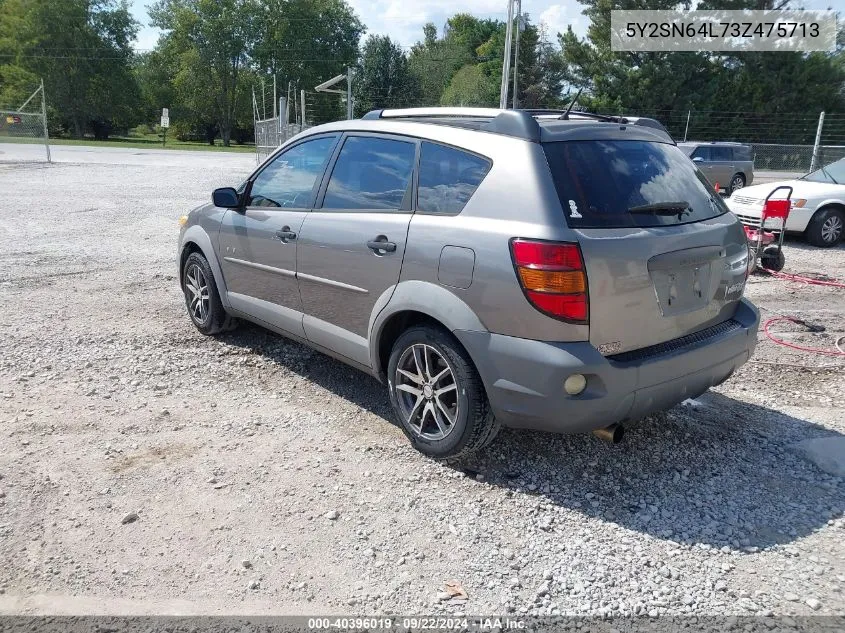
[276,226,297,242]
[367,236,397,253]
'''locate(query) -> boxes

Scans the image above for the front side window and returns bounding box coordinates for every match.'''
[417,142,491,214]
[247,136,337,208]
[710,146,731,161]
[543,140,729,228]
[690,146,710,160]
[322,136,416,211]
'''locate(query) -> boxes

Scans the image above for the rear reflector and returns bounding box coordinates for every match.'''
[510,238,589,323]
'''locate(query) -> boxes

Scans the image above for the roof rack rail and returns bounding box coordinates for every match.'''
[363,108,542,142]
[360,107,672,142]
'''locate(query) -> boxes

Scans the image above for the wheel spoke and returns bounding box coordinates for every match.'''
[430,367,450,384]
[412,345,427,381]
[431,403,449,437]
[396,383,422,397]
[408,396,425,429]
[435,398,455,426]
[397,368,423,385]
[435,383,456,397]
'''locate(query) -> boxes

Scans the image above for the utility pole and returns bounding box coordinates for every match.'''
[499,0,515,109]
[347,67,354,120]
[40,78,50,163]
[810,111,825,172]
[683,109,691,142]
[512,0,521,110]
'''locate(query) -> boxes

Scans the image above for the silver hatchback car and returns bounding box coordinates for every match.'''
[178,108,760,459]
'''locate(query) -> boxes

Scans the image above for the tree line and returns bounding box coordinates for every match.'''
[0,0,843,146]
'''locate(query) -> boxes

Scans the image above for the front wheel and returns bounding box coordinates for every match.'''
[387,326,499,460]
[182,252,238,335]
[729,173,745,194]
[805,207,844,247]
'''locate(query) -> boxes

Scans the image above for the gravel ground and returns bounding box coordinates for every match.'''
[0,148,843,617]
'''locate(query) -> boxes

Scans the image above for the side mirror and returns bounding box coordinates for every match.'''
[692,156,704,163]
[213,187,240,208]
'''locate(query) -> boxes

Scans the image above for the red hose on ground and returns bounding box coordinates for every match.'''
[763,317,845,357]
[760,268,845,288]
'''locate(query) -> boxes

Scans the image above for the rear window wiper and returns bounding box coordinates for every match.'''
[628,201,692,216]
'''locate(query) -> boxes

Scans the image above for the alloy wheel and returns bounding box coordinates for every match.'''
[821,215,843,243]
[184,264,210,325]
[731,176,744,191]
[394,343,459,441]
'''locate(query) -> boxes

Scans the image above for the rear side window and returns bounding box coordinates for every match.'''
[690,146,709,160]
[733,146,752,161]
[543,140,729,229]
[322,136,416,211]
[417,142,491,214]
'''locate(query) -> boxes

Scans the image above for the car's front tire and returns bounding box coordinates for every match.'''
[805,206,844,248]
[182,251,237,335]
[387,325,499,460]
[729,173,745,194]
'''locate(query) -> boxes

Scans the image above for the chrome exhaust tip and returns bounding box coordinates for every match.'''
[592,423,625,444]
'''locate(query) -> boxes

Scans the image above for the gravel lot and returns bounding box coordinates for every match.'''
[0,145,843,617]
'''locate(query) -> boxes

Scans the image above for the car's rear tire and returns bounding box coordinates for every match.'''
[805,206,844,248]
[729,173,745,194]
[387,325,500,460]
[182,251,238,335]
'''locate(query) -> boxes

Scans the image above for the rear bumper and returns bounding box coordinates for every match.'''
[455,299,760,434]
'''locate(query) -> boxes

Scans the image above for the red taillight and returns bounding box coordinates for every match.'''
[510,238,588,323]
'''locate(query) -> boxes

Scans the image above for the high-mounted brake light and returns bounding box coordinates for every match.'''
[510,238,588,323]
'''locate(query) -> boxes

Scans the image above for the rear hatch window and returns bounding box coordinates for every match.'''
[543,140,729,229]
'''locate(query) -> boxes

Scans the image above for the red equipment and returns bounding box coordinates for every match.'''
[743,185,792,273]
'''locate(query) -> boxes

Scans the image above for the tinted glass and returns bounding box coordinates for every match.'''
[322,136,416,210]
[248,136,336,208]
[803,156,845,184]
[710,146,732,161]
[543,140,729,229]
[733,146,752,161]
[417,142,491,214]
[690,146,710,160]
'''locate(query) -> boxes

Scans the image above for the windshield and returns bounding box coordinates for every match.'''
[543,140,729,229]
[802,157,845,184]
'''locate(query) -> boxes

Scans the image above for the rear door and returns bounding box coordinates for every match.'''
[708,145,735,188]
[217,134,338,337]
[295,134,417,367]
[543,139,749,355]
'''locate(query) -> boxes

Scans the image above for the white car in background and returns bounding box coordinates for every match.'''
[726,157,845,247]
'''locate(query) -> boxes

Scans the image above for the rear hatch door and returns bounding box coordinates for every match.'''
[543,139,749,356]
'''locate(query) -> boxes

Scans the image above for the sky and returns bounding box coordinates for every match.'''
[129,0,592,52]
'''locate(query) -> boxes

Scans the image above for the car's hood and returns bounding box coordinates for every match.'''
[731,179,844,201]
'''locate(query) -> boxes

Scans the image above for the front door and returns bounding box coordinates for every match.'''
[296,134,418,366]
[217,134,338,337]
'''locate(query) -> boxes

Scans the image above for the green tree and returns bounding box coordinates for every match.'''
[353,35,420,115]
[251,0,363,96]
[0,0,140,138]
[150,0,257,146]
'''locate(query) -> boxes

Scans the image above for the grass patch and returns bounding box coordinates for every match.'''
[0,134,255,153]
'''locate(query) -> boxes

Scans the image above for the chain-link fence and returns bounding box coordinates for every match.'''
[0,81,50,162]
[750,143,845,173]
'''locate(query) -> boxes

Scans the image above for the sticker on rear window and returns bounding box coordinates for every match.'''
[568,200,583,219]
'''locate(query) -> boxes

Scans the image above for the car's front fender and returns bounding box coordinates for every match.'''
[179,223,230,308]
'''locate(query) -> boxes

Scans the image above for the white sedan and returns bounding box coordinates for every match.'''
[726,157,845,247]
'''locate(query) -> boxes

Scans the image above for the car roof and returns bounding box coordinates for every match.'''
[337,108,677,145]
